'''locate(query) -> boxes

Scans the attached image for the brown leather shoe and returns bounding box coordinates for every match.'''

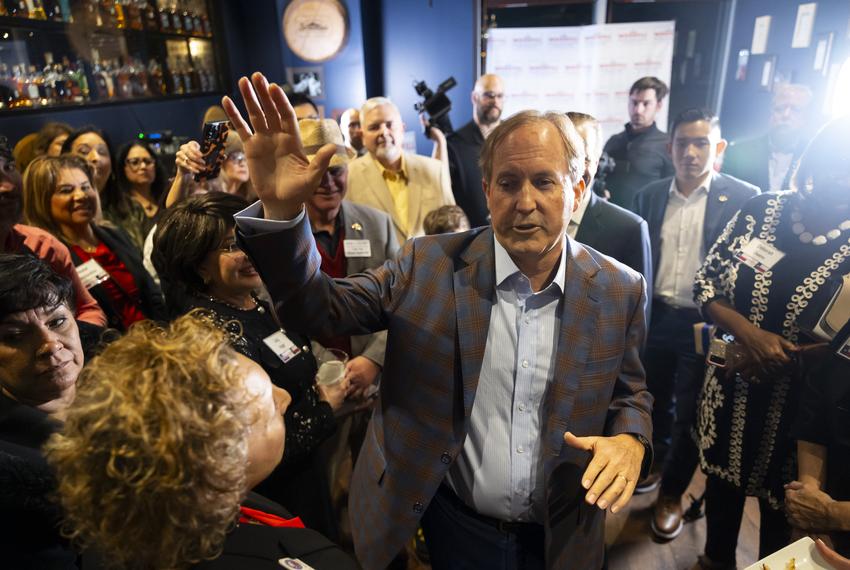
[651,493,683,540]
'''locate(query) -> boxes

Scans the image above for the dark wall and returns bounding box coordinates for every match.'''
[720,0,850,141]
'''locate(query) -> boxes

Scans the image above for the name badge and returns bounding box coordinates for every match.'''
[343,239,372,258]
[278,558,317,570]
[735,238,785,273]
[263,330,301,363]
[76,259,110,289]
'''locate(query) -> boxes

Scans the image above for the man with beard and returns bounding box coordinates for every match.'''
[346,97,453,244]
[444,74,505,228]
[723,83,813,192]
[603,76,675,211]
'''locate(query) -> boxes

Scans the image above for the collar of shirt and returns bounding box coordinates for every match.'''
[375,153,408,184]
[669,171,713,202]
[493,233,567,296]
[568,188,593,231]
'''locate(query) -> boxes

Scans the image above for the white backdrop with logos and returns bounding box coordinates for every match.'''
[485,21,676,137]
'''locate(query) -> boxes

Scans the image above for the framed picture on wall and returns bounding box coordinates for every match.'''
[736,49,750,81]
[813,32,834,74]
[760,55,777,91]
[287,66,325,99]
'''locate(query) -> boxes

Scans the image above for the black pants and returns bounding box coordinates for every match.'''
[644,300,705,496]
[421,485,545,570]
[704,475,791,565]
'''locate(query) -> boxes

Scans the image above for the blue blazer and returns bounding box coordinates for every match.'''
[633,173,760,282]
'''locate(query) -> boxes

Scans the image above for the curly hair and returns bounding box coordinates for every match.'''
[45,315,258,570]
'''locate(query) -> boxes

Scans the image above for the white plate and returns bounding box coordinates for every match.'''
[745,537,831,570]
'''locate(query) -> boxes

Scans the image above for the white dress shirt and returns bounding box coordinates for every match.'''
[567,188,592,239]
[654,175,712,308]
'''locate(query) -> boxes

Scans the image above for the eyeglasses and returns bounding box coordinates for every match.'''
[125,157,155,169]
[219,241,243,254]
[226,152,247,165]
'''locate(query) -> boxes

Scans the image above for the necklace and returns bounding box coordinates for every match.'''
[205,293,264,313]
[790,208,850,245]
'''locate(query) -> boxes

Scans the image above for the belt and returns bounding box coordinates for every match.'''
[437,484,543,534]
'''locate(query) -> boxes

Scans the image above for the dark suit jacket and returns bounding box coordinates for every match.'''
[633,173,760,283]
[0,394,77,569]
[66,224,166,331]
[446,120,489,227]
[237,218,653,570]
[575,192,652,288]
[722,135,804,192]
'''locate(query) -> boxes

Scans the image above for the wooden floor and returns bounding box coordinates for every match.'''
[606,470,761,570]
[402,470,762,570]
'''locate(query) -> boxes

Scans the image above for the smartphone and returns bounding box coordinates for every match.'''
[194,120,229,182]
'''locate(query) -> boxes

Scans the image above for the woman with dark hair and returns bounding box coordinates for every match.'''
[692,116,850,569]
[113,140,166,246]
[0,253,84,569]
[22,155,165,332]
[34,122,73,158]
[152,192,347,538]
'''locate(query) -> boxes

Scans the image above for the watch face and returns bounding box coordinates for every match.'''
[283,0,348,63]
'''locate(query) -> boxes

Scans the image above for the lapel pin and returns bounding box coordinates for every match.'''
[718,194,728,202]
[351,222,363,231]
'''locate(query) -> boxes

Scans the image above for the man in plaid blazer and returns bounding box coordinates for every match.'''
[225,73,653,570]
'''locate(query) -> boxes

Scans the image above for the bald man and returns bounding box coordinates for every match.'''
[723,83,813,192]
[446,74,505,227]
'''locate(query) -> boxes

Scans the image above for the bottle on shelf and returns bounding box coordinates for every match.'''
[114,0,126,28]
[191,0,202,35]
[10,65,33,108]
[147,58,166,95]
[115,58,132,98]
[99,0,117,27]
[30,0,48,19]
[10,1,29,18]
[169,2,182,33]
[0,1,8,17]
[126,0,143,29]
[46,0,66,21]
[181,0,193,34]
[157,0,170,31]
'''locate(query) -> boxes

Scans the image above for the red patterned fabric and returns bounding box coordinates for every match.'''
[71,242,145,329]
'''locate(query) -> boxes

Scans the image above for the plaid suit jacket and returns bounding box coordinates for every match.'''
[239,217,652,570]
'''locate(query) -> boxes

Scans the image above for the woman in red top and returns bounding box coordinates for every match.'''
[22,155,165,331]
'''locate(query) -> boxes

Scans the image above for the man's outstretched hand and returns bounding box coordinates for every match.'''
[222,72,337,220]
[564,431,645,514]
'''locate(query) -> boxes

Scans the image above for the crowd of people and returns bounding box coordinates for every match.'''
[0,68,849,570]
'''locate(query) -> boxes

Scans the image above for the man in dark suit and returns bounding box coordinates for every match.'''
[603,76,675,211]
[722,83,813,192]
[225,72,653,570]
[567,111,652,286]
[633,108,760,541]
[444,73,505,228]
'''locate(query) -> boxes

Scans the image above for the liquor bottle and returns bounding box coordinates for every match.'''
[46,0,64,21]
[126,0,143,29]
[0,1,7,16]
[200,4,211,37]
[10,0,28,18]
[142,0,158,30]
[99,0,117,27]
[115,59,132,98]
[191,0,201,34]
[30,0,48,19]
[114,0,125,28]
[10,66,32,108]
[156,0,169,31]
[169,2,182,33]
[180,1,192,34]
[147,58,166,95]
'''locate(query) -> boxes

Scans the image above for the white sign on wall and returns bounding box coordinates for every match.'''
[485,21,675,136]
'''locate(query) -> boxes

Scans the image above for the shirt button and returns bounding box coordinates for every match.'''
[516,446,525,454]
[521,360,529,368]
[518,403,526,412]
[440,452,451,464]
[524,316,530,324]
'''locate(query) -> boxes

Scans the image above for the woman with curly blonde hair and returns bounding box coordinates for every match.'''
[45,315,357,569]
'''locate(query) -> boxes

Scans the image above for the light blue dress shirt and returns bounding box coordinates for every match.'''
[445,236,566,523]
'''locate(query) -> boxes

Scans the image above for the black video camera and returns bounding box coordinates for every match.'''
[414,77,456,137]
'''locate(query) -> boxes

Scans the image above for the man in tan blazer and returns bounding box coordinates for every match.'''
[346,96,454,244]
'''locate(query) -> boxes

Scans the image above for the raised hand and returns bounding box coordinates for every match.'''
[221,72,336,220]
[564,431,645,514]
